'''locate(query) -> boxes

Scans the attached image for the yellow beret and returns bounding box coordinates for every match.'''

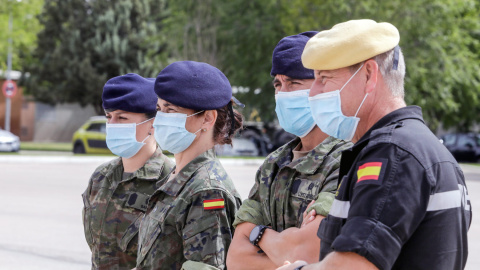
[302,19,400,70]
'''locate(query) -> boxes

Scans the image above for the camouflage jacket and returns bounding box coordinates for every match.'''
[82,147,174,270]
[233,136,352,231]
[136,149,242,270]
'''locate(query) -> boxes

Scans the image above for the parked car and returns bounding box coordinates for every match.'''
[72,116,111,154]
[215,137,259,157]
[0,128,20,152]
[441,133,480,163]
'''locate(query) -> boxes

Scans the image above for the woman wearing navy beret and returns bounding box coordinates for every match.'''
[82,73,175,270]
[135,61,244,270]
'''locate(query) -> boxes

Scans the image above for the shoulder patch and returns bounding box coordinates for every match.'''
[356,159,388,186]
[203,199,225,210]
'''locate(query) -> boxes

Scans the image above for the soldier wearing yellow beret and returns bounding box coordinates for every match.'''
[279,19,471,270]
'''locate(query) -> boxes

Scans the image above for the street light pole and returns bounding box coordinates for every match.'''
[5,10,13,132]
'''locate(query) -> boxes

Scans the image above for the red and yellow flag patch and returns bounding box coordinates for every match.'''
[203,199,225,210]
[357,162,383,182]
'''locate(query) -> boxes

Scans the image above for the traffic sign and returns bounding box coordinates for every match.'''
[2,80,17,98]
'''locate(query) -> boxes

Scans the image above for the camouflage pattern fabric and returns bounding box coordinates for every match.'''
[82,147,175,270]
[136,149,242,270]
[233,136,352,231]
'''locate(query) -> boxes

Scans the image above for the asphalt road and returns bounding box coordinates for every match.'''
[0,155,478,269]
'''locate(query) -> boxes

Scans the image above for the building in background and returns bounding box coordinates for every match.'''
[1,70,98,142]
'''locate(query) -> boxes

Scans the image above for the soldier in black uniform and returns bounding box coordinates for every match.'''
[278,19,472,270]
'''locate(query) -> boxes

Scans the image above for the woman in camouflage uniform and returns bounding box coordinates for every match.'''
[82,74,175,270]
[135,61,243,270]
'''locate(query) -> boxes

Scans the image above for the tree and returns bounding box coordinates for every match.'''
[0,0,43,72]
[216,0,480,131]
[24,0,169,114]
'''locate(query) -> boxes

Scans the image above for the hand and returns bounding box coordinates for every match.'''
[276,260,308,270]
[301,201,316,228]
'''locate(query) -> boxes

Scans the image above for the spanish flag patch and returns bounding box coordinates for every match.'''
[203,199,225,210]
[357,162,383,182]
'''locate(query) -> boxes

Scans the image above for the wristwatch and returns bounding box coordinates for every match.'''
[249,225,269,247]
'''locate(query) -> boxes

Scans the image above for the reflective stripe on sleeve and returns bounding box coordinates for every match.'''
[329,199,350,218]
[427,184,470,211]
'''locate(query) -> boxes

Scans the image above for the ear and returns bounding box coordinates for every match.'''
[364,59,378,94]
[201,110,217,130]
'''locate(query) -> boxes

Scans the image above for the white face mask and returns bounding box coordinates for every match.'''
[152,110,203,154]
[105,118,153,158]
[308,63,368,141]
[275,89,316,137]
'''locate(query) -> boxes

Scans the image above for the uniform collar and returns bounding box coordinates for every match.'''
[269,136,345,175]
[102,147,169,184]
[289,136,345,174]
[355,106,424,148]
[158,148,216,197]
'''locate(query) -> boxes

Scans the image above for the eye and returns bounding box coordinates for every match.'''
[105,115,111,119]
[119,116,127,120]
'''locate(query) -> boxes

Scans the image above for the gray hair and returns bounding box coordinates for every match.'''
[350,47,406,98]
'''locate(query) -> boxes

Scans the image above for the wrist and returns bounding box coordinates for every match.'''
[249,225,269,248]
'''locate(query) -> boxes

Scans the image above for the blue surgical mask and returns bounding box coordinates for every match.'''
[275,89,316,137]
[308,63,368,141]
[153,111,203,154]
[106,118,153,158]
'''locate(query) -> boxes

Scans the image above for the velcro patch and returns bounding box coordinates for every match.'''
[355,159,388,187]
[357,162,383,182]
[203,199,225,210]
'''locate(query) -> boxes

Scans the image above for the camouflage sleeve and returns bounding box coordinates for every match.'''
[232,165,267,228]
[306,162,341,216]
[181,188,237,269]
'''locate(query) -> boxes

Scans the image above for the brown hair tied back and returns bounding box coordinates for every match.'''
[214,102,243,145]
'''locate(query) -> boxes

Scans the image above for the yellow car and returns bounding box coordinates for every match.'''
[72,116,112,154]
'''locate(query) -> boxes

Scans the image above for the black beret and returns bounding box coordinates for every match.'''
[102,73,157,114]
[154,61,232,110]
[270,31,318,79]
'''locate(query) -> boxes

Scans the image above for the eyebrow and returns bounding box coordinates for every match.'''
[272,78,280,86]
[272,76,297,86]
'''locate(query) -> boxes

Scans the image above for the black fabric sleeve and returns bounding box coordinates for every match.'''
[331,143,432,270]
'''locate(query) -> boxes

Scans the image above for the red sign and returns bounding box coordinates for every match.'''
[2,80,17,98]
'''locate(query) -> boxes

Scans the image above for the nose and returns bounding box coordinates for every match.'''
[309,78,323,97]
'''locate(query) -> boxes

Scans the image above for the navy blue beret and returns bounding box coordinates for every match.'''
[154,61,232,110]
[102,73,157,113]
[270,31,318,79]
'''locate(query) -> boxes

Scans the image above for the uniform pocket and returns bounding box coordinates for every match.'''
[137,215,162,264]
[81,190,94,248]
[317,217,343,260]
[317,217,343,244]
[119,215,142,252]
[182,215,221,263]
[137,201,171,264]
[290,178,321,224]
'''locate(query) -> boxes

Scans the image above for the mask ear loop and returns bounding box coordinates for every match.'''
[136,117,155,126]
[136,117,155,143]
[339,62,365,92]
[354,93,368,117]
[186,110,205,136]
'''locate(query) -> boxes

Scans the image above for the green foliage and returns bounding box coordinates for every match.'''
[21,0,480,132]
[0,0,43,72]
[24,0,169,113]
[215,0,480,131]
